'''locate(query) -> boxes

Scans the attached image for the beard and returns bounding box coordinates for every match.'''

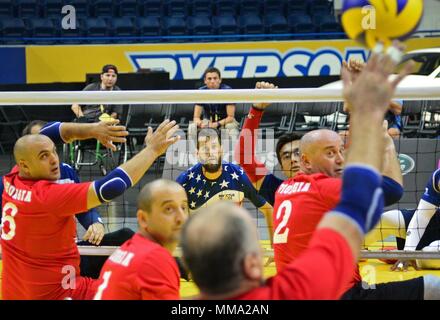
[202,157,222,173]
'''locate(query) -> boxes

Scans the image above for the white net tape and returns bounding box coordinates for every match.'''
[0,86,440,105]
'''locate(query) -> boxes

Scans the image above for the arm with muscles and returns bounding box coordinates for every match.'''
[86,120,180,210]
[40,120,128,151]
[233,82,277,190]
[71,104,84,118]
[193,105,204,128]
[393,169,440,271]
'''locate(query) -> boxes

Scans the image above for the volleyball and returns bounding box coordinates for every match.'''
[341,0,424,49]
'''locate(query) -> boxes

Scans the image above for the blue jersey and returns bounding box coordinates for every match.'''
[422,168,440,206]
[198,84,233,122]
[176,162,267,211]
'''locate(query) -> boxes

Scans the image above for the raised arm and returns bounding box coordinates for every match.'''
[234,82,277,190]
[86,120,180,209]
[40,120,128,151]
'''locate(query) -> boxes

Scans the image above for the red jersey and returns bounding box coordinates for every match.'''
[1,171,95,300]
[234,229,354,299]
[94,233,180,300]
[273,172,361,291]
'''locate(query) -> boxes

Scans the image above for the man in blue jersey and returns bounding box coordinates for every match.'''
[365,168,440,271]
[188,67,239,141]
[176,128,273,238]
[0,120,134,279]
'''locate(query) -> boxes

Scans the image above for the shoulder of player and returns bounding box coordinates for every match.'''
[220,84,232,90]
[137,242,176,272]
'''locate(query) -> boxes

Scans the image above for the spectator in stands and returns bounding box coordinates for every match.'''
[71,64,123,123]
[188,67,239,141]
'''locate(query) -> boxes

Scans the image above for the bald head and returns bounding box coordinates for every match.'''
[14,134,50,162]
[137,179,185,212]
[300,129,341,156]
[299,129,344,177]
[13,134,60,180]
[181,202,260,296]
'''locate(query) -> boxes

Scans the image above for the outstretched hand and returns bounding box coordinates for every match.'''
[144,119,180,156]
[253,81,278,110]
[94,119,128,151]
[341,41,413,116]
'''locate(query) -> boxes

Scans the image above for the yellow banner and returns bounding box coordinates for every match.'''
[26,38,440,83]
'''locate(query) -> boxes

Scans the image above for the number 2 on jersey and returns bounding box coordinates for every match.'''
[273,200,292,244]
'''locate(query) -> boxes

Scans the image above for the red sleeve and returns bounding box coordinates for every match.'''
[234,107,268,182]
[32,181,91,216]
[247,229,355,300]
[137,249,180,300]
[318,178,342,209]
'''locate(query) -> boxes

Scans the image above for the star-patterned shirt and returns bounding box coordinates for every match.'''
[176,162,267,211]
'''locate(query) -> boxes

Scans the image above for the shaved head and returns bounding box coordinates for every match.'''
[299,129,345,178]
[13,134,60,180]
[137,179,185,212]
[14,134,53,163]
[181,202,260,295]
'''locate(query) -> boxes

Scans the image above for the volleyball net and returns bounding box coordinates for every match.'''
[0,87,439,261]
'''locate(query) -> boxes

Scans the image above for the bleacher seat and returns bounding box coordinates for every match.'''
[313,13,342,36]
[238,0,262,15]
[164,0,189,17]
[112,17,136,43]
[84,18,110,43]
[0,18,27,44]
[309,0,332,15]
[263,0,286,15]
[57,18,86,44]
[67,0,89,16]
[288,13,316,38]
[213,0,237,16]
[90,0,115,17]
[115,0,138,17]
[264,13,289,35]
[212,15,238,40]
[42,0,64,18]
[0,0,15,17]
[136,16,161,41]
[189,0,212,16]
[287,0,308,14]
[16,0,41,18]
[139,0,163,17]
[25,18,56,44]
[291,102,339,131]
[401,100,424,137]
[187,15,212,40]
[163,16,187,41]
[239,14,265,41]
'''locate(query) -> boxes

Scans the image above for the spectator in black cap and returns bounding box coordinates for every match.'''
[71,64,122,123]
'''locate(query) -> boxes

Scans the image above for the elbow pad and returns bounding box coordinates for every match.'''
[329,165,384,235]
[93,168,133,203]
